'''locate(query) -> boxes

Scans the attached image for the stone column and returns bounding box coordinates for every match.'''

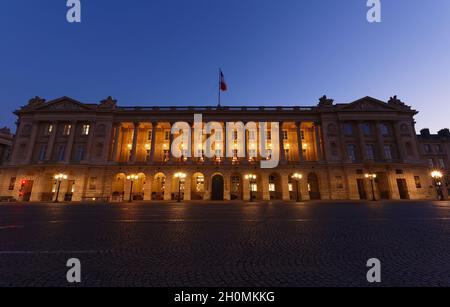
[393,122,405,161]
[168,123,174,162]
[45,122,58,161]
[183,175,191,201]
[164,174,172,200]
[111,123,121,162]
[243,175,251,201]
[376,122,385,161]
[224,174,231,200]
[143,175,152,201]
[357,122,367,161]
[149,122,157,163]
[339,122,350,162]
[281,174,290,201]
[83,122,95,162]
[25,121,39,164]
[279,122,286,162]
[130,122,140,162]
[261,174,270,201]
[314,123,323,161]
[296,121,303,162]
[64,121,77,162]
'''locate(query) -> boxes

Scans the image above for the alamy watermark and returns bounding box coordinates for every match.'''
[367,0,381,23]
[66,0,81,23]
[171,114,280,169]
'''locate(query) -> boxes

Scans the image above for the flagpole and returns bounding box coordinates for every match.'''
[218,68,221,107]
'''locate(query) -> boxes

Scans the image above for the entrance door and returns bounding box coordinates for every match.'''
[357,179,367,200]
[396,179,410,199]
[21,180,34,202]
[211,175,224,201]
[307,173,321,200]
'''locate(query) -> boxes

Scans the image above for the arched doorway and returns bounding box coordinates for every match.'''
[307,172,321,200]
[191,172,205,200]
[152,173,166,200]
[269,173,282,200]
[111,173,126,202]
[230,173,243,200]
[211,174,224,200]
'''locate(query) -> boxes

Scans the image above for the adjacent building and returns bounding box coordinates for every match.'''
[0,127,13,165]
[0,95,443,202]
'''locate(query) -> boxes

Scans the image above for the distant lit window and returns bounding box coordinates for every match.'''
[414,176,422,189]
[250,183,258,192]
[44,124,53,136]
[57,145,66,161]
[63,124,72,136]
[268,183,275,192]
[82,124,90,136]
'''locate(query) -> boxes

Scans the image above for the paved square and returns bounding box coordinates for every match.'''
[0,201,449,287]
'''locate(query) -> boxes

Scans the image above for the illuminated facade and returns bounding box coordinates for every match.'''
[0,95,441,202]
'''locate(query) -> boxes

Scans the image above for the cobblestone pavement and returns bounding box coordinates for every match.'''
[0,200,449,287]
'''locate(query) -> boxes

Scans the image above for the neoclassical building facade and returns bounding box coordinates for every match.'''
[0,95,441,202]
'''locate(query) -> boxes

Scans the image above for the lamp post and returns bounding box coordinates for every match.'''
[365,173,377,201]
[126,174,139,202]
[174,172,186,202]
[291,173,303,202]
[54,173,67,203]
[431,170,444,201]
[245,174,257,201]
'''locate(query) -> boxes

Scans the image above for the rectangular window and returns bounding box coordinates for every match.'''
[147,130,152,141]
[288,183,293,192]
[8,177,16,190]
[63,124,72,136]
[44,124,53,136]
[164,131,170,141]
[380,123,390,136]
[435,144,442,153]
[301,131,305,140]
[414,176,422,189]
[57,145,66,161]
[81,124,90,136]
[366,144,375,160]
[362,123,371,136]
[268,183,275,192]
[384,145,392,160]
[347,144,357,161]
[75,145,85,161]
[424,144,432,153]
[438,159,446,169]
[250,183,258,192]
[38,144,47,161]
[282,130,288,140]
[336,176,344,189]
[89,177,97,190]
[344,123,353,136]
[428,158,434,168]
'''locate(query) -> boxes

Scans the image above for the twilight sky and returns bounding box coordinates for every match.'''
[1,0,449,132]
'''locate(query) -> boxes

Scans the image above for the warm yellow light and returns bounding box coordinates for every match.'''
[175,172,187,179]
[431,171,443,179]
[145,144,150,150]
[292,173,303,180]
[127,144,132,149]
[365,173,377,179]
[303,143,308,149]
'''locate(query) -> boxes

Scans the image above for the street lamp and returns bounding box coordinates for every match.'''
[291,173,303,202]
[54,173,68,203]
[245,173,257,201]
[174,172,187,202]
[431,170,444,201]
[365,173,377,201]
[126,174,139,202]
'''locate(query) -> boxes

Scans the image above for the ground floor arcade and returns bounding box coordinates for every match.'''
[0,164,443,202]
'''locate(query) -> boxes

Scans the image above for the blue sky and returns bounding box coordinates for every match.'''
[1,0,449,132]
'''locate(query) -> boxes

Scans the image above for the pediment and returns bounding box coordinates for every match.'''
[33,97,94,111]
[338,96,398,112]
